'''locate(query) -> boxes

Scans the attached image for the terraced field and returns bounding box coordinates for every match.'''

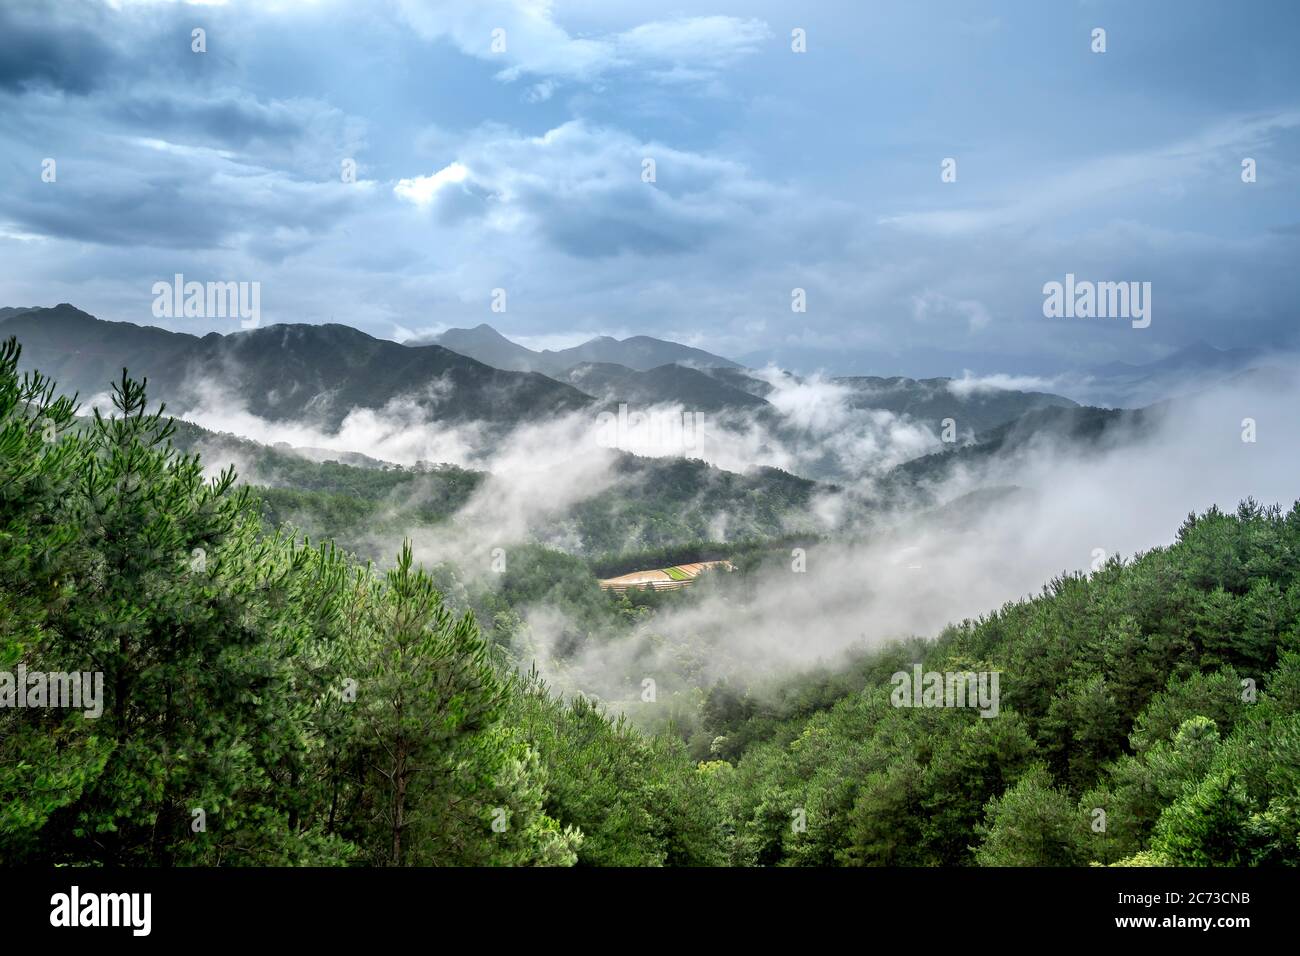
[598,560,733,593]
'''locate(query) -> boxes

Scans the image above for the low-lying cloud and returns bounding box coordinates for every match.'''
[524,365,1300,705]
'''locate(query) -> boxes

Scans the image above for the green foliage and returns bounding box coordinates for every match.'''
[975,764,1086,867]
[171,416,822,567]
[708,498,1300,867]
[1151,768,1254,866]
[6,335,1300,868]
[324,542,579,866]
[511,677,726,866]
[0,341,705,867]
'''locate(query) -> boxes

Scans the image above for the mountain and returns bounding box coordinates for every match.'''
[161,415,827,563]
[424,323,740,374]
[1074,341,1274,407]
[548,334,741,373]
[700,365,1079,440]
[1,304,193,397]
[735,339,1287,409]
[560,362,770,413]
[2,305,596,428]
[698,366,783,399]
[736,343,1072,379]
[1088,340,1263,378]
[882,403,1161,498]
[395,319,1084,436]
[433,324,544,373]
[833,375,1078,437]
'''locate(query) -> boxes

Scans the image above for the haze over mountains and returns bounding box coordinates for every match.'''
[2,304,1284,491]
[9,300,1300,767]
[1,304,591,429]
[2,305,1082,432]
[420,323,741,375]
[425,320,1277,411]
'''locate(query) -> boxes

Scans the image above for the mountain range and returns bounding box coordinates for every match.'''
[1076,340,1274,407]
[1,305,591,428]
[559,361,770,413]
[421,323,740,374]
[4,305,1277,481]
[834,375,1077,436]
[3,306,1096,437]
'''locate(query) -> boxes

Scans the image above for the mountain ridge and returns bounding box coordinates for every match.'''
[421,323,741,374]
[1,305,596,429]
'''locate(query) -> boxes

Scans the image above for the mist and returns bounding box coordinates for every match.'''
[169,364,944,561]
[162,355,1300,715]
[521,365,1300,706]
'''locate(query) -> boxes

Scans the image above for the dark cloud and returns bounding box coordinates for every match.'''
[0,0,1297,371]
[4,177,233,248]
[529,189,705,258]
[0,2,117,95]
[5,155,362,253]
[109,92,310,149]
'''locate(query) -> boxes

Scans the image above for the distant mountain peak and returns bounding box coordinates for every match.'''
[467,322,511,336]
[439,323,519,344]
[429,324,739,375]
[3,305,596,430]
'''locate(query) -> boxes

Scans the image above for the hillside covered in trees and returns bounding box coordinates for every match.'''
[3,340,1297,867]
[164,418,826,563]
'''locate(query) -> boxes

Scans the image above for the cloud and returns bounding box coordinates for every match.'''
[879,111,1300,238]
[2,0,1298,369]
[612,16,772,80]
[534,363,1300,701]
[394,162,471,207]
[523,79,556,103]
[946,372,1060,397]
[109,90,369,171]
[0,1,119,95]
[396,0,770,85]
[391,119,789,258]
[2,135,363,253]
[911,290,992,333]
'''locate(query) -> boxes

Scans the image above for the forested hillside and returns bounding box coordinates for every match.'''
[700,499,1300,866]
[165,418,824,562]
[0,339,716,866]
[3,340,1297,867]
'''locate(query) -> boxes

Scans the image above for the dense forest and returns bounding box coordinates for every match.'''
[164,419,825,564]
[3,339,1297,866]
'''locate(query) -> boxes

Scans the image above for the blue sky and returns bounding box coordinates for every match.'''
[1,0,1298,375]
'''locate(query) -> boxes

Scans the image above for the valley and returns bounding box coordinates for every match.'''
[3,304,1297,872]
[3,0,1298,922]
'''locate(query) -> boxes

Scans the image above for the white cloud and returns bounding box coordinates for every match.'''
[544,365,1300,696]
[396,0,769,85]
[910,290,992,332]
[523,79,556,102]
[880,110,1300,237]
[388,119,789,257]
[613,15,771,74]
[946,372,1059,397]
[394,161,471,207]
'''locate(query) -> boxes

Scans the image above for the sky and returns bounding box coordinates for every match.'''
[1,0,1298,376]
